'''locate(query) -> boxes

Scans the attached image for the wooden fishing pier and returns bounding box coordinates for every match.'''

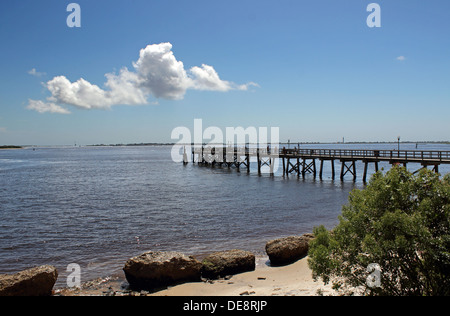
[187,146,450,182]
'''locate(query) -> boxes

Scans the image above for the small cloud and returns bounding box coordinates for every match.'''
[237,82,260,91]
[396,56,406,61]
[28,68,46,77]
[26,99,71,114]
[0,127,6,133]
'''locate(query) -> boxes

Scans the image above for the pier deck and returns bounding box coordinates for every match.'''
[187,146,450,182]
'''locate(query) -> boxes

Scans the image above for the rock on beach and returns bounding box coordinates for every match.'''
[201,249,256,279]
[123,251,202,290]
[0,265,58,296]
[265,234,314,266]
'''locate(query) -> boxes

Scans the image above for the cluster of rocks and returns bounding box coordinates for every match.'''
[123,249,256,290]
[123,233,314,291]
[0,233,314,295]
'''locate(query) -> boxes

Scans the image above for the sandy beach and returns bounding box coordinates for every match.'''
[56,256,336,296]
[149,256,335,297]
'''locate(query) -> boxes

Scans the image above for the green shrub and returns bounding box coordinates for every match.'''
[308,167,450,296]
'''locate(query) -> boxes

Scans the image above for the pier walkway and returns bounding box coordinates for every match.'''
[187,146,450,182]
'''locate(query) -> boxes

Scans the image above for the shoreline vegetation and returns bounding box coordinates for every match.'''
[0,145,22,149]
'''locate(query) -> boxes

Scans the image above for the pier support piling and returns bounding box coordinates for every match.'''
[285,157,301,176]
[301,159,316,178]
[341,160,357,181]
[363,160,379,183]
[319,159,336,180]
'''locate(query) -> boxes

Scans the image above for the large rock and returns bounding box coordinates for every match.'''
[0,265,58,296]
[123,251,202,290]
[202,249,256,279]
[265,234,313,266]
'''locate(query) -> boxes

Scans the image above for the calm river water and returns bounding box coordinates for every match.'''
[1,143,449,287]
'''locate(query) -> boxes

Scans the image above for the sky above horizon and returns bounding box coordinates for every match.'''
[1,0,450,145]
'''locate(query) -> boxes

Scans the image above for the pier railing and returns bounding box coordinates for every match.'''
[281,148,450,162]
[192,146,450,162]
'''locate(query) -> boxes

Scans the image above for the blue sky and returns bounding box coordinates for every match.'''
[0,0,449,145]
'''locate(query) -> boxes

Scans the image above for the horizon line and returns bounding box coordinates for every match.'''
[6,140,450,148]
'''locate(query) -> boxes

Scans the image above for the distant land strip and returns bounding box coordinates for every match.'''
[88,141,450,147]
[88,143,175,147]
[0,145,23,149]
[1,141,449,148]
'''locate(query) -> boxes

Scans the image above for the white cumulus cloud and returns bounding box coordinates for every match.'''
[27,42,256,114]
[133,42,192,100]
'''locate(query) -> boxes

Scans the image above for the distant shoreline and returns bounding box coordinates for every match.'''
[0,145,23,149]
[2,141,449,148]
[87,141,450,147]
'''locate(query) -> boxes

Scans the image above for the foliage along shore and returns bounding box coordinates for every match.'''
[0,145,22,149]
